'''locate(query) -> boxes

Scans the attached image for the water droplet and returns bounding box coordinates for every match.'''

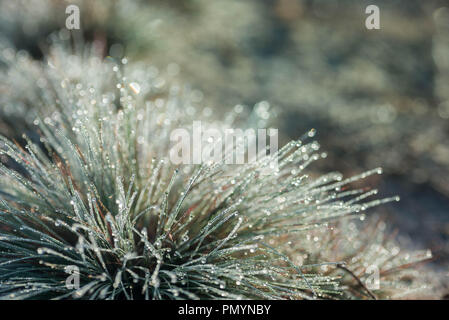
[308,129,316,137]
[129,82,141,94]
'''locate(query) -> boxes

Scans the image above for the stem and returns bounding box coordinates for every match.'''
[337,263,377,300]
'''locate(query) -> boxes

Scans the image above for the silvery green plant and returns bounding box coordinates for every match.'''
[0,43,432,299]
[2,0,448,198]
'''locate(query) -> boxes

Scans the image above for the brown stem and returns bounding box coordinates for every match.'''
[337,263,377,300]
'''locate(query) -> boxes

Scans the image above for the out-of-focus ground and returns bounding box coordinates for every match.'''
[0,0,448,297]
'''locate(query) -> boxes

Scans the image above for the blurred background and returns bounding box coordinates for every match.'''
[0,0,448,297]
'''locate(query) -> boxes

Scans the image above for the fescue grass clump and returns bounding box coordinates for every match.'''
[0,43,432,299]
